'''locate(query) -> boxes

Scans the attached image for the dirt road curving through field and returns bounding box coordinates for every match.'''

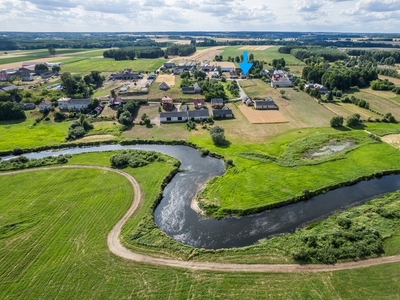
[2,165,400,272]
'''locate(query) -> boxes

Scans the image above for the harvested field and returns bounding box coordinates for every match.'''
[155,74,176,86]
[238,105,288,124]
[382,134,400,149]
[215,61,236,68]
[239,46,273,51]
[174,46,226,62]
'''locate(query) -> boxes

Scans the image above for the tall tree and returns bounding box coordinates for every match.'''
[48,46,56,56]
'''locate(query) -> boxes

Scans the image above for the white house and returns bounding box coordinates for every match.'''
[38,100,52,111]
[57,97,91,111]
[160,111,188,123]
[270,74,293,88]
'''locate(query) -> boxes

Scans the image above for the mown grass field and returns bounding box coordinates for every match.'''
[0,111,69,151]
[190,127,400,214]
[59,57,167,73]
[1,157,400,299]
[220,46,305,65]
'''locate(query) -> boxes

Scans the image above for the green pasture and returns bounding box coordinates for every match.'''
[220,46,305,65]
[0,48,102,66]
[1,156,400,299]
[59,57,167,73]
[0,112,69,151]
[190,127,400,215]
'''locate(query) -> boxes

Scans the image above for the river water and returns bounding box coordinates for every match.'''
[4,144,400,249]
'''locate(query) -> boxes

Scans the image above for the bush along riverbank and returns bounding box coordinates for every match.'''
[123,186,400,264]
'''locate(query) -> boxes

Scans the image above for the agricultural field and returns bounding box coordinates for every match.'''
[1,155,400,299]
[220,46,305,65]
[322,101,382,120]
[59,57,167,73]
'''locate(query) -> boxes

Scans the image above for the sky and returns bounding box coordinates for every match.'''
[1,0,400,33]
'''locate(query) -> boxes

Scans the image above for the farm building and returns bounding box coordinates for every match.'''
[41,71,55,79]
[0,85,18,92]
[254,97,278,110]
[162,96,174,111]
[172,65,196,75]
[229,71,238,79]
[221,67,234,73]
[109,97,122,106]
[148,73,157,80]
[160,111,188,123]
[57,97,91,111]
[159,81,170,90]
[38,100,52,111]
[188,109,210,121]
[270,70,293,88]
[194,82,202,93]
[111,69,142,80]
[193,99,205,109]
[211,98,224,109]
[163,62,176,68]
[212,108,233,119]
[18,102,36,110]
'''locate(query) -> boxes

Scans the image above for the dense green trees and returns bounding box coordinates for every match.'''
[165,45,196,56]
[66,116,93,140]
[34,64,48,71]
[0,102,26,121]
[330,116,344,127]
[346,114,361,127]
[103,47,164,60]
[61,72,104,98]
[110,150,160,169]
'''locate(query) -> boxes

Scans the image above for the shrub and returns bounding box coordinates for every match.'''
[330,116,344,127]
[210,125,226,146]
[12,147,23,155]
[346,113,361,127]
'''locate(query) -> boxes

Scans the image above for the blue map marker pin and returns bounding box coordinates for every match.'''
[238,51,253,76]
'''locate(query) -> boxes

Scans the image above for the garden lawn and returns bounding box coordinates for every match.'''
[1,159,400,299]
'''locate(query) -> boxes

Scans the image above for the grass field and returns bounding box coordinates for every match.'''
[147,76,205,101]
[191,127,400,214]
[220,46,305,66]
[1,159,400,299]
[0,111,69,151]
[59,57,167,73]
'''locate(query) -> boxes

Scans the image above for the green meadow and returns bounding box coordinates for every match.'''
[220,46,305,65]
[1,155,400,299]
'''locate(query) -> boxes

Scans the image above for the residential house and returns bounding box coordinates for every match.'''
[188,109,210,121]
[212,108,233,119]
[221,67,234,73]
[313,83,329,94]
[211,72,220,78]
[161,96,174,111]
[229,71,238,79]
[160,111,188,123]
[182,86,195,94]
[41,71,55,79]
[109,97,122,106]
[211,98,224,109]
[194,82,202,93]
[57,97,91,111]
[148,73,157,80]
[159,81,170,90]
[111,69,142,80]
[172,65,196,75]
[200,65,216,72]
[254,97,278,110]
[193,99,205,109]
[0,71,9,81]
[163,62,176,69]
[270,74,293,88]
[0,85,18,92]
[18,102,36,110]
[38,100,52,111]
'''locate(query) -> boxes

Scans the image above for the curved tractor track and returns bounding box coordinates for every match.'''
[2,165,400,273]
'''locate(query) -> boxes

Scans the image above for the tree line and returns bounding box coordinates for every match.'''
[103,47,165,60]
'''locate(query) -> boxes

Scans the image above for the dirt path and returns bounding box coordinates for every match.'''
[2,165,400,272]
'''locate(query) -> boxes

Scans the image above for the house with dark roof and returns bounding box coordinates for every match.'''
[188,109,210,121]
[160,111,188,123]
[39,100,52,111]
[229,71,238,79]
[111,69,142,80]
[163,62,176,69]
[254,97,278,110]
[162,96,174,111]
[193,82,202,93]
[212,108,233,119]
[159,81,170,90]
[18,102,36,110]
[193,99,205,109]
[41,71,55,79]
[0,85,18,92]
[172,65,196,75]
[182,86,195,94]
[211,98,224,109]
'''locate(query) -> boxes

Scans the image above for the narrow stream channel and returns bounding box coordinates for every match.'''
[4,144,400,249]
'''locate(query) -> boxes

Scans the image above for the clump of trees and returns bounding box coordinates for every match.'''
[0,102,26,121]
[165,45,196,56]
[210,125,227,145]
[61,72,105,98]
[330,116,344,127]
[116,100,140,126]
[346,113,362,127]
[110,150,162,169]
[103,47,164,60]
[227,80,240,97]
[0,155,69,171]
[66,115,93,140]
